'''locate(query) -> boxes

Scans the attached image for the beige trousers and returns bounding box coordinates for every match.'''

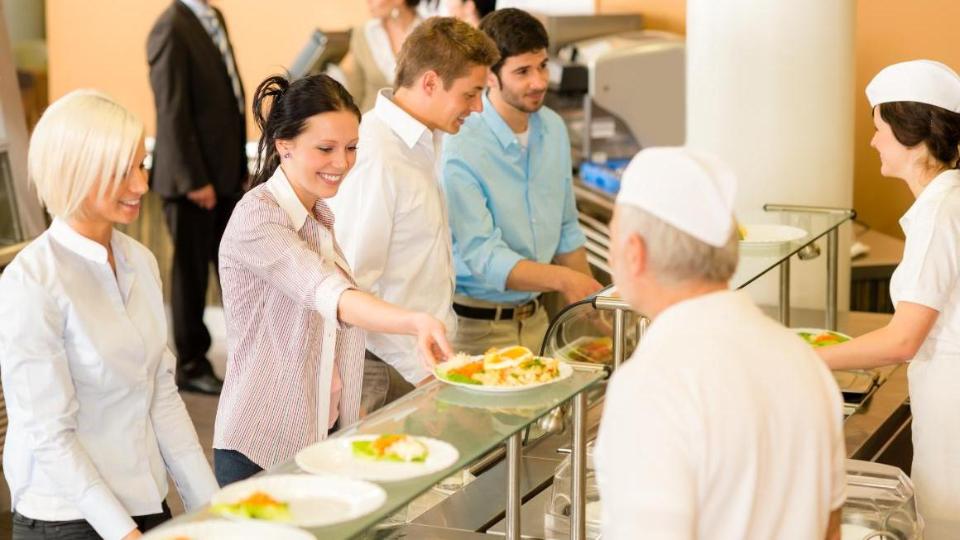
[451,296,550,355]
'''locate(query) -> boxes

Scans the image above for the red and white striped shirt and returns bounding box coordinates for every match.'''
[214,167,364,469]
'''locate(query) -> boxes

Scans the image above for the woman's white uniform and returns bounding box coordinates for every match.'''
[889,168,960,533]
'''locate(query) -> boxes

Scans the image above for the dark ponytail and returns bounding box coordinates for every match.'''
[879,101,960,169]
[250,73,362,187]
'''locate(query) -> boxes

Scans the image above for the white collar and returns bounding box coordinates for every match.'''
[373,89,433,150]
[900,169,960,232]
[49,217,112,264]
[179,0,214,20]
[266,167,311,231]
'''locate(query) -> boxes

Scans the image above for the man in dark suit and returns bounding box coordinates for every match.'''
[147,0,247,395]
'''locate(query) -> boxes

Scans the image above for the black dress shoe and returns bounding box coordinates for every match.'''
[178,372,223,395]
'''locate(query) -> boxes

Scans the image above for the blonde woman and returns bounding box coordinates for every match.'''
[342,0,423,112]
[0,90,217,540]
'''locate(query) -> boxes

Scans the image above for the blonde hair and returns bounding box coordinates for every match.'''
[28,89,144,219]
[395,17,499,90]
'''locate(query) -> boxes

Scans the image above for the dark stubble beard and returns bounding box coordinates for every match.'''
[500,82,544,115]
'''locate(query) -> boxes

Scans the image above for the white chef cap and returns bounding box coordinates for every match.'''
[866,60,960,112]
[615,147,737,248]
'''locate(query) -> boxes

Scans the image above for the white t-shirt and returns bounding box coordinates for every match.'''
[328,89,457,383]
[516,128,530,148]
[594,290,846,540]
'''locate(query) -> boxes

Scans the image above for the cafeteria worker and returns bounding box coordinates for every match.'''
[818,60,960,537]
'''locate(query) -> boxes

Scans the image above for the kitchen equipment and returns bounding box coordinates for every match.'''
[544,444,602,540]
[842,460,922,539]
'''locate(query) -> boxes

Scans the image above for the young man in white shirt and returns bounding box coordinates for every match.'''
[594,147,845,540]
[329,17,499,412]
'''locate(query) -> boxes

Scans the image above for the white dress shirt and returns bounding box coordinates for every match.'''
[889,169,960,533]
[594,290,846,540]
[0,219,217,540]
[329,89,457,383]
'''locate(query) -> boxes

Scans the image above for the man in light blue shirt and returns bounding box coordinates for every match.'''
[441,8,602,354]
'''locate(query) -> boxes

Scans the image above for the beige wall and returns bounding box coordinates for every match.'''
[598,0,684,34]
[852,0,960,238]
[46,0,368,139]
[47,0,960,238]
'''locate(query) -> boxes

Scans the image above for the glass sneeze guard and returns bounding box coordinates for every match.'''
[161,370,604,539]
[733,205,853,290]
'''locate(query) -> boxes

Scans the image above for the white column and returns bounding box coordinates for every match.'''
[686,0,855,312]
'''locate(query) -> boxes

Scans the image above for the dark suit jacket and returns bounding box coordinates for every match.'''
[147,1,247,199]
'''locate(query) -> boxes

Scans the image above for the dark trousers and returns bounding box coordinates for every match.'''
[12,502,171,539]
[163,195,237,377]
[214,448,263,487]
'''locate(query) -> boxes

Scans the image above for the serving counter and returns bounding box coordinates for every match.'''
[152,367,606,539]
[151,200,915,539]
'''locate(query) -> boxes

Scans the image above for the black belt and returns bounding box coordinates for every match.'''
[453,298,540,321]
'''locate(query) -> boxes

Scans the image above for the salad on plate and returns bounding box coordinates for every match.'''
[437,346,564,389]
[351,434,429,463]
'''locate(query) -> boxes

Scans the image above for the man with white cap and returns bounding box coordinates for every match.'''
[818,60,960,537]
[594,147,845,539]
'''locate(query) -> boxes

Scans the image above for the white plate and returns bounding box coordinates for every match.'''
[739,224,807,245]
[143,519,313,540]
[435,357,574,393]
[296,435,460,482]
[209,474,386,528]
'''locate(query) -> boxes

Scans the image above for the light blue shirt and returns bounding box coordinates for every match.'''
[441,93,586,305]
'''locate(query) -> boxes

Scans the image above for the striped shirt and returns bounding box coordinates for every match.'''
[214,167,364,469]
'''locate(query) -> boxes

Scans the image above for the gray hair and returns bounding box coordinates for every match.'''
[614,205,739,284]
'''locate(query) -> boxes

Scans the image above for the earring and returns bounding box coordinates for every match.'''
[283,153,291,159]
[390,7,400,19]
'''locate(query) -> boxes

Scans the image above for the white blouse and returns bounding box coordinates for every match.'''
[0,219,217,539]
[363,16,422,85]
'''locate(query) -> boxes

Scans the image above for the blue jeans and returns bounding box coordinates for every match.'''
[214,448,263,487]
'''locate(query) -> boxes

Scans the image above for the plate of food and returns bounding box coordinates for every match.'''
[209,474,385,527]
[435,346,573,393]
[794,328,852,348]
[295,433,459,482]
[738,224,807,246]
[143,519,313,540]
[558,336,613,365]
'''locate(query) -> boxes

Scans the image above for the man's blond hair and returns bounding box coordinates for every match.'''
[395,17,500,90]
